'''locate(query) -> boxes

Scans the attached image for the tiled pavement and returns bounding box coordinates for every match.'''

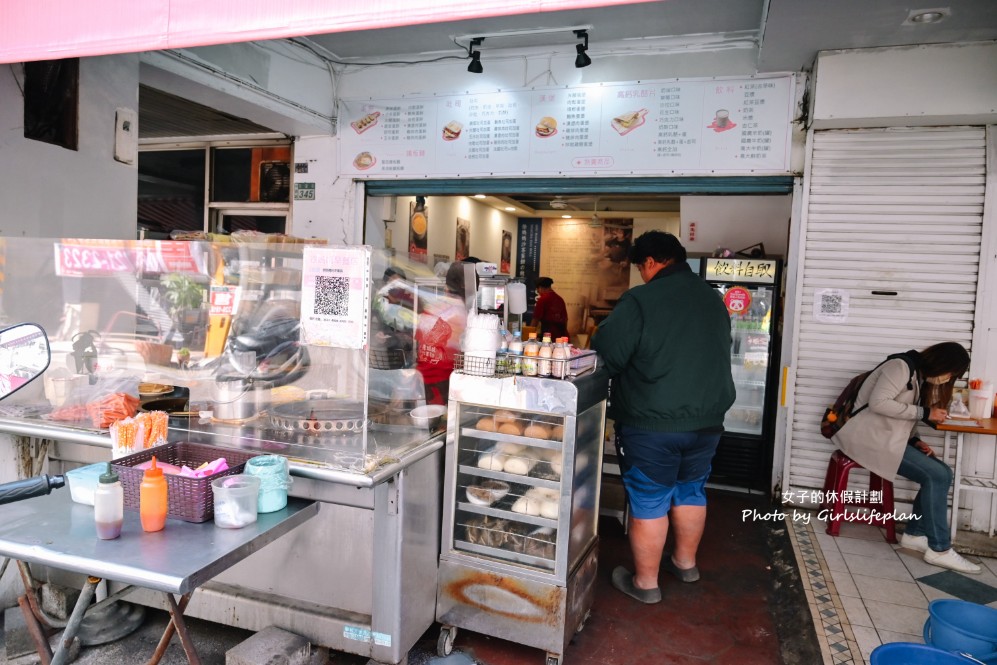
[790,513,997,664]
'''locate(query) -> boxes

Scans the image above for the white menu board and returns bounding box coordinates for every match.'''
[339,75,794,177]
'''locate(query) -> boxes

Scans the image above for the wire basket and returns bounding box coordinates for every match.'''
[370,348,408,370]
[454,352,516,378]
[113,442,257,523]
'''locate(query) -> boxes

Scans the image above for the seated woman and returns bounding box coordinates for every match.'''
[832,341,980,574]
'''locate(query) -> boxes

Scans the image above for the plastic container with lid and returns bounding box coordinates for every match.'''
[245,455,292,513]
[212,475,261,528]
[94,462,123,540]
[65,463,106,506]
[139,456,168,533]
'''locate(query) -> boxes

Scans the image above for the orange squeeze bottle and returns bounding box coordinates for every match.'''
[139,456,168,532]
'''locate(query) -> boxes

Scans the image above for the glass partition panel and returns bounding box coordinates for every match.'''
[0,238,456,474]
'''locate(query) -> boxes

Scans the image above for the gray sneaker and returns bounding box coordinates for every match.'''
[923,548,982,574]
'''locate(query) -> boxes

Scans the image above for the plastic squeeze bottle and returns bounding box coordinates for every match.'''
[139,456,168,533]
[94,462,123,540]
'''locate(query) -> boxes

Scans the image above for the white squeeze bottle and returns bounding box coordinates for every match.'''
[552,337,569,379]
[538,333,553,377]
[94,462,123,540]
[509,330,523,375]
[522,332,540,376]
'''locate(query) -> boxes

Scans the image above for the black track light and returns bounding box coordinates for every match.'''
[467,37,484,74]
[467,51,483,74]
[574,29,591,68]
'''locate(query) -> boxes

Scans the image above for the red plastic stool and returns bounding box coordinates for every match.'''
[821,450,898,543]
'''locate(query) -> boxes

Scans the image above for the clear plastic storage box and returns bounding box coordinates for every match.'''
[65,463,107,505]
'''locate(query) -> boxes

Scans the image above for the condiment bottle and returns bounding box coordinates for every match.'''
[522,332,540,376]
[552,337,569,379]
[508,330,523,375]
[538,333,553,377]
[139,456,168,533]
[94,462,123,540]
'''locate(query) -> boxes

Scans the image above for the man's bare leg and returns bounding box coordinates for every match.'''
[629,514,669,590]
[669,504,706,569]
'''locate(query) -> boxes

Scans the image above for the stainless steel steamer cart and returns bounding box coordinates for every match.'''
[0,239,445,665]
[437,370,608,665]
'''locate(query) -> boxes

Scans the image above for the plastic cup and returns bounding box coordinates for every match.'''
[968,389,992,420]
[212,475,260,528]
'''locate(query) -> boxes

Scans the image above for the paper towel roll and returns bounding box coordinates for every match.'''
[507,282,527,315]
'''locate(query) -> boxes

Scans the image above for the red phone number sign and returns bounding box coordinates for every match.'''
[55,241,201,277]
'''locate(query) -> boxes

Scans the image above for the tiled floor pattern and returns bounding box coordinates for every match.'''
[794,512,997,664]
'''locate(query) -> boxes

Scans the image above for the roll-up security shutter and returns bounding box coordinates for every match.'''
[787,127,986,505]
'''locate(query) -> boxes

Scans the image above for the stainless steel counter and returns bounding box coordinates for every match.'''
[0,490,316,594]
[0,417,446,665]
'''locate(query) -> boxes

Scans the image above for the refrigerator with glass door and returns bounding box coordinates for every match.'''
[700,257,783,491]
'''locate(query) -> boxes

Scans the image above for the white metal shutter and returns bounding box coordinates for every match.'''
[787,126,986,507]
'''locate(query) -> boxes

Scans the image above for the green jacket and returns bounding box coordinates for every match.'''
[592,262,735,432]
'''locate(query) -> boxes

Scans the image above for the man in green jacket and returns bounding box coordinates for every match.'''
[593,231,735,604]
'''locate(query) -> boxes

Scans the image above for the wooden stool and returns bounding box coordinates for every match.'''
[820,450,898,543]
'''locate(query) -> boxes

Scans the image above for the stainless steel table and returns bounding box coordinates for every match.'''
[0,490,317,665]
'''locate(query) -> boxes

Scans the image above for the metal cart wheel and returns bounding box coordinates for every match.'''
[545,653,561,665]
[437,625,457,657]
[575,609,591,634]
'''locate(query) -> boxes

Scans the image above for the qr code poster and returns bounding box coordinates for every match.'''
[813,288,849,323]
[300,246,371,348]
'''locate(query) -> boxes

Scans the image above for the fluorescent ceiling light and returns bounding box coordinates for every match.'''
[561,214,571,218]
[473,194,486,198]
[505,207,516,211]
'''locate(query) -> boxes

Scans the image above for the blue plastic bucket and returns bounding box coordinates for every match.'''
[871,643,978,664]
[924,599,997,663]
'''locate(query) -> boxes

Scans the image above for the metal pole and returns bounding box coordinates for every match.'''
[50,576,99,665]
[17,594,52,665]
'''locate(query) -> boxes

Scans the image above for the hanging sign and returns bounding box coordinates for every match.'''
[703,258,777,284]
[339,74,794,177]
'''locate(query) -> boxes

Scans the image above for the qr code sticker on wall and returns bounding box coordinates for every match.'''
[813,288,848,323]
[820,292,842,315]
[314,275,350,316]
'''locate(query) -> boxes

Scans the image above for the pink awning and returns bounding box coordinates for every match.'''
[0,0,652,64]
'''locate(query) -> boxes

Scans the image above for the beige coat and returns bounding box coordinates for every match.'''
[832,358,922,481]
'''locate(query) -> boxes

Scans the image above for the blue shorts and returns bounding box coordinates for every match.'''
[615,424,721,520]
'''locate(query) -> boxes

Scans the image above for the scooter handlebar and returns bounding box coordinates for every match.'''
[0,475,65,506]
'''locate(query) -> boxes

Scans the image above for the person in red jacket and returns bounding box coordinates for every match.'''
[530,277,568,340]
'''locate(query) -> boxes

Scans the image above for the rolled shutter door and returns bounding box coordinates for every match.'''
[787,126,985,507]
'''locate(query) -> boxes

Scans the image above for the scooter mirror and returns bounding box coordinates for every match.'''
[0,323,51,401]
